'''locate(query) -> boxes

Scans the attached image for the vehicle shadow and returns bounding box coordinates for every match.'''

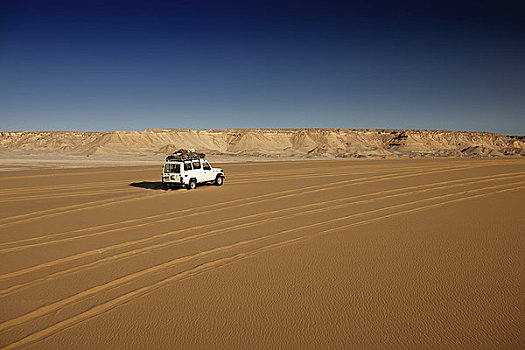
[129,181,179,191]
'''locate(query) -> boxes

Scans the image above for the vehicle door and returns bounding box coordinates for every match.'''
[192,160,205,182]
[202,160,214,181]
[166,162,181,182]
[183,161,193,182]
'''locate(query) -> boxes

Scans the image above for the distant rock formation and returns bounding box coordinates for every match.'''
[0,129,523,159]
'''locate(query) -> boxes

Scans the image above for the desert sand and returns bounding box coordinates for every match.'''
[0,158,524,349]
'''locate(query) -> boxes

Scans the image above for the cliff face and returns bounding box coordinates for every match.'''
[0,129,523,158]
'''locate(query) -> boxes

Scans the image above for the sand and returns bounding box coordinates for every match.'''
[0,158,524,349]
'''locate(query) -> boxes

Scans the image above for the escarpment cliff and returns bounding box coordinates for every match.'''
[0,129,523,159]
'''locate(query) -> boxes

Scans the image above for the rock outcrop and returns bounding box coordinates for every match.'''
[0,129,523,159]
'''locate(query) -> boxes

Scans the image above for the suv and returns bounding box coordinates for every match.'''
[162,155,224,190]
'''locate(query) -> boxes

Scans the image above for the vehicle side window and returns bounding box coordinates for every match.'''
[184,162,192,171]
[193,161,201,169]
[164,164,180,173]
[203,162,211,170]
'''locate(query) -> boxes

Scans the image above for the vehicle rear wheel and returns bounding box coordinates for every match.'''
[187,179,197,190]
[215,176,223,186]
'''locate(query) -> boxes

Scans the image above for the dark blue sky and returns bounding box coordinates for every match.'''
[1,0,524,134]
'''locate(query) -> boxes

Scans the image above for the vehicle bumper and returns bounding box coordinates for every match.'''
[162,175,183,183]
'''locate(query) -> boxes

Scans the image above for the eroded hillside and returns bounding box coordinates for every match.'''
[0,129,523,159]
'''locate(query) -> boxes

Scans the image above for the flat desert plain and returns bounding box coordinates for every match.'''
[0,158,524,349]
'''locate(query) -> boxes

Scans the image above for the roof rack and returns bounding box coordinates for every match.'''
[165,148,206,162]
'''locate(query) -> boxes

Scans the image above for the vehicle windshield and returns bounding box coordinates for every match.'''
[164,163,181,173]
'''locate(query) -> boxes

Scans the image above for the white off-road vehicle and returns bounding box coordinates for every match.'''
[161,150,224,190]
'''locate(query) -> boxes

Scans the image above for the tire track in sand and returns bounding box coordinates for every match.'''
[0,163,413,196]
[0,166,420,227]
[0,166,360,200]
[0,164,445,236]
[1,182,523,350]
[1,167,454,280]
[0,159,501,224]
[0,179,125,195]
[0,167,158,181]
[0,168,365,203]
[3,169,524,257]
[0,162,440,194]
[0,163,470,250]
[0,188,139,203]
[0,161,495,228]
[0,193,156,228]
[1,172,523,298]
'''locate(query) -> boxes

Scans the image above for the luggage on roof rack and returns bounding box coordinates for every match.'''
[165,148,205,162]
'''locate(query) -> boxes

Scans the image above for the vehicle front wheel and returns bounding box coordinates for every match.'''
[215,176,224,186]
[187,179,197,190]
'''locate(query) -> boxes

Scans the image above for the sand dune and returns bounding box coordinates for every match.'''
[1,129,524,161]
[0,158,524,349]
